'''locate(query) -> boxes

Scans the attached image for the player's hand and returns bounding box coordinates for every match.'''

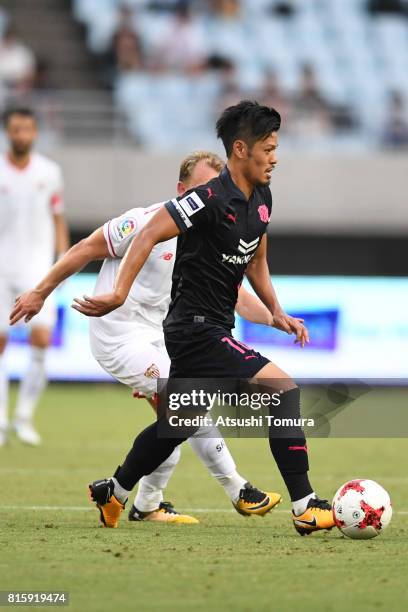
[271,310,310,348]
[71,292,124,317]
[9,290,45,325]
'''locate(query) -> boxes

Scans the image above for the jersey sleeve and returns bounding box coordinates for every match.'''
[103,209,144,258]
[50,165,65,214]
[164,186,223,233]
[265,187,273,218]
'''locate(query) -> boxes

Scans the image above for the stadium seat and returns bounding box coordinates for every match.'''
[73,0,408,147]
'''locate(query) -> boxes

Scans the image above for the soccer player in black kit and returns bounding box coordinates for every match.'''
[75,101,335,535]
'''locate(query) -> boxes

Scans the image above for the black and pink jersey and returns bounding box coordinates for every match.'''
[164,166,272,331]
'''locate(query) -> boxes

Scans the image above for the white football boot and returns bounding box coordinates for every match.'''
[14,421,42,446]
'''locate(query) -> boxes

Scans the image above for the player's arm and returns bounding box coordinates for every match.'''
[53,212,70,258]
[9,228,109,325]
[50,167,70,257]
[245,235,309,347]
[72,207,181,317]
[235,286,274,326]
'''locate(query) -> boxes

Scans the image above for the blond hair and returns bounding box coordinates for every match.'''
[179,150,224,183]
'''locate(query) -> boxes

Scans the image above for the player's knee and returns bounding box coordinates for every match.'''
[30,327,51,349]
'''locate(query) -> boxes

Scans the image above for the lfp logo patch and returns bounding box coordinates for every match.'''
[118,218,136,239]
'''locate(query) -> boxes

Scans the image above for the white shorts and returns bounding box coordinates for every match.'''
[94,336,170,398]
[0,277,56,334]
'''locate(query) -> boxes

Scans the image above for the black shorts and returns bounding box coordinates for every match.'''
[164,320,270,379]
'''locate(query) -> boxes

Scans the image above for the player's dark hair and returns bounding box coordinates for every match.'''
[216,100,281,157]
[3,107,37,127]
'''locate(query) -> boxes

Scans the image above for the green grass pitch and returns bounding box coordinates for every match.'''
[1,384,407,612]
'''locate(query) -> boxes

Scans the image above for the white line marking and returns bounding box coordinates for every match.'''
[0,506,407,515]
[0,506,94,511]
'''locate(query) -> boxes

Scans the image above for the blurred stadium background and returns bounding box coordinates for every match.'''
[1,0,407,380]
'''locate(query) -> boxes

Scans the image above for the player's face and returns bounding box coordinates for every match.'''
[245,132,278,187]
[177,160,220,196]
[6,115,37,157]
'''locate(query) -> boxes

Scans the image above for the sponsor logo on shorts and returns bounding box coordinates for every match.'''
[118,218,136,239]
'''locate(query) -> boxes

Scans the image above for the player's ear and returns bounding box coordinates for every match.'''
[177,181,186,196]
[233,139,249,160]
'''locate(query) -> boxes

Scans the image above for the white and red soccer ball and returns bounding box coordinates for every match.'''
[332,479,392,539]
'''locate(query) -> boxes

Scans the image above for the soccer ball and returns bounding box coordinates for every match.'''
[332,479,392,539]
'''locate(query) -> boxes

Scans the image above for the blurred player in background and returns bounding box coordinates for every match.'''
[0,108,69,447]
[11,150,282,525]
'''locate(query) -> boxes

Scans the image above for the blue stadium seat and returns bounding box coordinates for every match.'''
[73,0,408,147]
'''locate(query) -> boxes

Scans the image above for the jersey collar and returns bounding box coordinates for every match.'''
[220,165,258,203]
[6,152,32,172]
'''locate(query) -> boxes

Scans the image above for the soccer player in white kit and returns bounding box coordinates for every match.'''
[0,108,69,447]
[11,151,282,525]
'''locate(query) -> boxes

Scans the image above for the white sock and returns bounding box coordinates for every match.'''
[133,446,182,513]
[189,429,247,503]
[0,354,9,430]
[14,347,47,425]
[111,477,131,504]
[215,471,248,504]
[292,492,316,516]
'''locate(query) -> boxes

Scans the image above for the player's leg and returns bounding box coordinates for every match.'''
[162,324,283,515]
[109,331,282,522]
[166,322,330,534]
[254,360,335,535]
[90,341,197,526]
[117,341,281,517]
[90,337,280,527]
[188,428,281,515]
[13,324,50,446]
[0,334,8,447]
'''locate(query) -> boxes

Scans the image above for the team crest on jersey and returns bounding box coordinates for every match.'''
[178,191,205,218]
[118,218,136,239]
[258,204,270,223]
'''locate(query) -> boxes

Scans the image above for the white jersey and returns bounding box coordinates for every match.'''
[89,202,177,357]
[0,152,64,282]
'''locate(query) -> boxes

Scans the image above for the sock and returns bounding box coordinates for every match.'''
[188,429,246,502]
[14,347,47,425]
[292,492,317,516]
[133,446,182,512]
[115,419,187,492]
[0,354,9,430]
[111,477,131,504]
[214,471,247,504]
[268,387,313,501]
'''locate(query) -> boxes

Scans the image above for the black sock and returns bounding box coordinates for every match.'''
[268,387,313,501]
[115,419,187,491]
